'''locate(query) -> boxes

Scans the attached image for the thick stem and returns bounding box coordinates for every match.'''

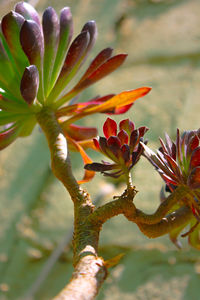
[36,107,107,300]
[36,107,82,202]
[136,206,192,238]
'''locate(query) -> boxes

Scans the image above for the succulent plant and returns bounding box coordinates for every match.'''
[84,117,148,181]
[142,129,200,249]
[0,1,151,182]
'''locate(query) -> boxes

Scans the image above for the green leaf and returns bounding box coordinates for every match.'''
[49,7,73,94]
[42,7,59,97]
[1,11,29,74]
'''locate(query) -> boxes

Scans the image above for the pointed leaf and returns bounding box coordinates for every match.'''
[49,7,73,91]
[1,11,29,73]
[47,31,90,103]
[103,117,117,138]
[190,147,200,169]
[93,138,100,151]
[131,143,143,166]
[129,129,139,151]
[109,103,133,115]
[20,65,39,105]
[120,144,130,163]
[15,2,41,27]
[141,142,176,180]
[165,132,176,159]
[20,20,44,102]
[42,7,59,96]
[164,152,182,179]
[79,47,113,83]
[169,222,188,249]
[70,54,127,94]
[0,125,20,150]
[67,136,95,184]
[0,110,25,126]
[118,130,129,145]
[188,167,200,189]
[119,119,135,135]
[62,123,97,141]
[81,20,97,54]
[77,139,98,151]
[138,126,149,137]
[107,136,121,158]
[84,162,116,172]
[0,38,21,96]
[82,88,151,115]
[160,173,178,186]
[188,134,199,151]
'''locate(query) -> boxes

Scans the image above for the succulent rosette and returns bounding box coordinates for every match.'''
[84,118,148,180]
[142,129,200,249]
[0,1,151,181]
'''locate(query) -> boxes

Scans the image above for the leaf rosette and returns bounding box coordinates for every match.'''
[0,1,151,181]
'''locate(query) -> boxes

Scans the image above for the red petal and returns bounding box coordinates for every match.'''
[103,118,117,138]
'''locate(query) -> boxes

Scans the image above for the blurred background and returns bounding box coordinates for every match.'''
[0,0,200,299]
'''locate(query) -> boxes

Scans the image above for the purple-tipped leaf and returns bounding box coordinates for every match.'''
[84,162,116,172]
[47,31,90,103]
[49,7,73,91]
[20,20,44,102]
[42,7,59,96]
[20,65,39,105]
[69,54,127,94]
[1,11,29,73]
[81,20,97,54]
[78,47,113,83]
[15,1,41,27]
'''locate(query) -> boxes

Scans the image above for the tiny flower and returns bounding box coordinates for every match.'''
[84,118,148,178]
[142,129,200,248]
[0,2,151,182]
